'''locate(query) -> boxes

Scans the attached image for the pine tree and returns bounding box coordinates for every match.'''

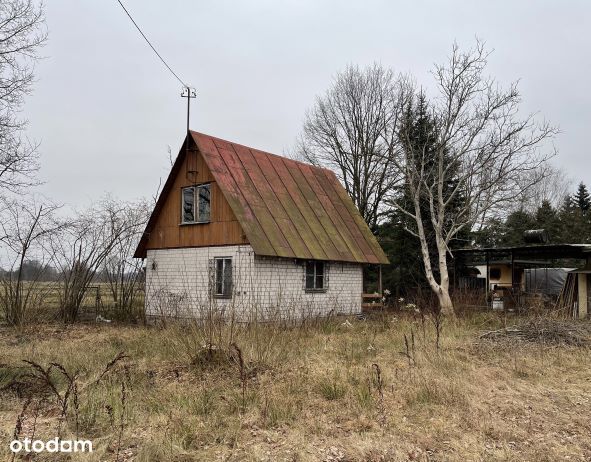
[572,182,591,214]
[379,93,468,295]
[500,209,536,246]
[559,190,591,244]
[471,218,505,247]
[535,200,563,243]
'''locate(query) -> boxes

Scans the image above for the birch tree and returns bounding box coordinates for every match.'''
[391,42,557,316]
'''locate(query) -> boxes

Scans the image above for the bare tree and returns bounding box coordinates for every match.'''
[50,197,140,323]
[511,164,570,213]
[0,197,60,325]
[102,199,150,321]
[0,0,47,195]
[391,42,557,316]
[298,64,409,229]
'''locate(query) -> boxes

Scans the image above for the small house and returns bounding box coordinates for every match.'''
[134,131,389,320]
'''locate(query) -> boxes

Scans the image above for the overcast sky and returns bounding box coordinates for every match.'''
[23,0,591,209]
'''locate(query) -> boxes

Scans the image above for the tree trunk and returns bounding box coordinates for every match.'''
[436,287,455,317]
[435,233,456,317]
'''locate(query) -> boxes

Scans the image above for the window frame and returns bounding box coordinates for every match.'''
[180,183,211,224]
[304,261,327,292]
[213,257,233,299]
[489,268,501,280]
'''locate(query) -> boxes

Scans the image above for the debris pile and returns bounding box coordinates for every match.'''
[480,319,591,347]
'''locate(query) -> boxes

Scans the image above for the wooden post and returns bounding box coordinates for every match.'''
[578,273,588,319]
[510,250,515,312]
[378,265,382,295]
[510,250,514,288]
[485,251,490,308]
[453,257,457,292]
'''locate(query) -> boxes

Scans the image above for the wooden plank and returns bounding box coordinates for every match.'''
[362,303,384,309]
[145,144,248,252]
[362,293,382,299]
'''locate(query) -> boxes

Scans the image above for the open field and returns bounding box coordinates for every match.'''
[0,313,590,461]
[0,282,145,324]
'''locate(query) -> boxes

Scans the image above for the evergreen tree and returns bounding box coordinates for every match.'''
[379,93,468,296]
[572,182,591,214]
[469,184,591,249]
[559,189,591,243]
[534,200,563,243]
[499,209,536,246]
[471,218,505,247]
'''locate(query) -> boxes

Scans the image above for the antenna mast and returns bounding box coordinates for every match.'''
[181,86,197,133]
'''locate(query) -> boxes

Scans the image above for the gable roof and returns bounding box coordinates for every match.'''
[134,131,389,264]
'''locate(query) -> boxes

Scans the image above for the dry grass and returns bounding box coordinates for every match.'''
[0,282,145,324]
[0,312,590,461]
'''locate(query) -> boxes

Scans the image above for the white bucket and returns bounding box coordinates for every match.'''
[492,298,504,310]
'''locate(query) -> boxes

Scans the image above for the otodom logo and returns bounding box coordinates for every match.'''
[10,438,93,454]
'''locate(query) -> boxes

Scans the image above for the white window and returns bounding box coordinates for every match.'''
[214,257,232,298]
[305,261,326,291]
[181,184,211,223]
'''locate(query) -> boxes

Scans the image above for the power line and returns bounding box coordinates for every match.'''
[115,0,186,87]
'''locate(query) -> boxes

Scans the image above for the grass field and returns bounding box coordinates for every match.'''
[0,282,145,323]
[0,312,590,461]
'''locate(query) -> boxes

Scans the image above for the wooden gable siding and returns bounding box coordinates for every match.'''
[145,147,248,251]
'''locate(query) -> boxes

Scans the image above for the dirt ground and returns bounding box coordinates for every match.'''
[0,313,590,461]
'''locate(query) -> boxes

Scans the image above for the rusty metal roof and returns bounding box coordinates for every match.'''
[135,131,389,264]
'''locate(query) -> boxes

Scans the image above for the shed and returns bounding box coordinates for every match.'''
[455,244,591,317]
[135,131,388,320]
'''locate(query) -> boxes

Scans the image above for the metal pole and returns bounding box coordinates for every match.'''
[186,85,190,133]
[182,87,196,134]
[485,251,490,308]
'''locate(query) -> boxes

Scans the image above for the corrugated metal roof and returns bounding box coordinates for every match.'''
[135,131,389,264]
[456,244,591,260]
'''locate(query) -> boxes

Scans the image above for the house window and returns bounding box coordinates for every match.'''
[305,261,326,291]
[181,184,211,223]
[214,257,232,298]
[489,268,501,280]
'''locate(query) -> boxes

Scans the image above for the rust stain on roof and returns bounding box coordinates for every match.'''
[135,131,389,265]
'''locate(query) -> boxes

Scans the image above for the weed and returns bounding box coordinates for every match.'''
[372,363,386,426]
[0,314,589,461]
[317,373,346,401]
[230,343,247,414]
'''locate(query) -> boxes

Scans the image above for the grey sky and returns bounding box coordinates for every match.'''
[24,0,591,208]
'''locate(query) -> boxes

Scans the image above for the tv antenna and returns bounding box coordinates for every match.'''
[181,87,197,133]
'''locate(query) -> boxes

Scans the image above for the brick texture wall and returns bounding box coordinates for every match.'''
[145,245,363,320]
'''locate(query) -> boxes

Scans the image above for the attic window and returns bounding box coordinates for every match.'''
[305,261,326,291]
[181,184,210,224]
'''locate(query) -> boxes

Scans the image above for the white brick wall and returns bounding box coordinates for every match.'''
[145,245,363,320]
